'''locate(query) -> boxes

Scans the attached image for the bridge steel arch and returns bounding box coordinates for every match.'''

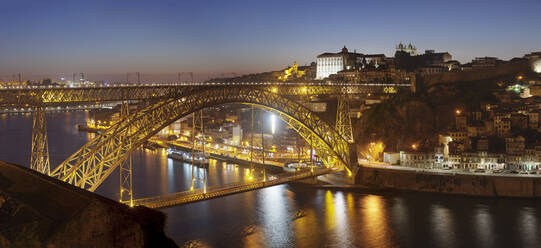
[50,86,354,191]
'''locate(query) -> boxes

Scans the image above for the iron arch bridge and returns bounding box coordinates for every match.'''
[0,82,409,106]
[49,86,356,192]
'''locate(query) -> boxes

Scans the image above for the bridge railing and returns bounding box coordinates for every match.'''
[0,81,411,90]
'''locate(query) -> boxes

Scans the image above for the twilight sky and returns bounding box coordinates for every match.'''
[1,0,540,81]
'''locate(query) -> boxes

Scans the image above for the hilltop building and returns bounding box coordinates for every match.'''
[472,57,503,68]
[360,54,387,69]
[396,42,418,56]
[423,50,452,67]
[524,52,541,61]
[277,62,306,81]
[316,46,360,79]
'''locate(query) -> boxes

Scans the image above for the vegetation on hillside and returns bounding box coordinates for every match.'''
[354,75,507,153]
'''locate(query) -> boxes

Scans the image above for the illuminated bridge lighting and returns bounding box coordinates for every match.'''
[271,114,276,134]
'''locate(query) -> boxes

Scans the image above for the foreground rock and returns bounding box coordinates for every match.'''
[0,161,177,248]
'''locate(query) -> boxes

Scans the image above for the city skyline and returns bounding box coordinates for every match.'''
[1,0,540,80]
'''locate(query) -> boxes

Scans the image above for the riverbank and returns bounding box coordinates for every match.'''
[296,165,541,198]
[164,141,285,174]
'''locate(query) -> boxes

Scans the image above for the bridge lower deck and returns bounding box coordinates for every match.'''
[132,168,333,209]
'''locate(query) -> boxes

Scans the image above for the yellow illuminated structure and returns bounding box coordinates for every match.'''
[87,119,112,129]
[383,86,397,94]
[50,86,353,191]
[119,102,133,207]
[361,142,385,161]
[0,83,409,205]
[30,107,50,175]
[278,62,306,81]
[0,84,409,107]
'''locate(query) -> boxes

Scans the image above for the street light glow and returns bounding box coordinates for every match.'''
[271,114,276,134]
[534,59,541,73]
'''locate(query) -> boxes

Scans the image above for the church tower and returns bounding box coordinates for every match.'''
[396,42,418,56]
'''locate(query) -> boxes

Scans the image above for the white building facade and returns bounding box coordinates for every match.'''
[316,46,359,80]
[316,56,345,79]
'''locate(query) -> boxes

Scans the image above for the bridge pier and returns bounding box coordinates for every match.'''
[119,101,134,206]
[345,143,360,184]
[30,106,50,175]
[344,168,360,184]
[295,175,321,185]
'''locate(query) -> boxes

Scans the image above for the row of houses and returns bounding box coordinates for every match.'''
[384,149,540,171]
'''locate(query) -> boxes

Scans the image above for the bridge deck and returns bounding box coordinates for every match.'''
[0,83,411,107]
[132,168,333,209]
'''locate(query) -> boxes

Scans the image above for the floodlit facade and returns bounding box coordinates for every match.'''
[316,46,359,79]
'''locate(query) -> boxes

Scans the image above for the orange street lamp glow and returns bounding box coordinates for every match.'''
[411,144,417,150]
[455,109,461,115]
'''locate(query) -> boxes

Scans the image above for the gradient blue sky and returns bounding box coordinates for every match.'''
[1,0,540,80]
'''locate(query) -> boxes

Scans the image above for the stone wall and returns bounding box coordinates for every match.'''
[420,61,531,88]
[355,166,541,197]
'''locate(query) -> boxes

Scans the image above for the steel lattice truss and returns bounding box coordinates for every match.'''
[0,85,189,106]
[30,107,50,174]
[336,95,354,143]
[50,86,352,191]
[0,83,410,107]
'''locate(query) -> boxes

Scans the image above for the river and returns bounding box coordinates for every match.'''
[0,112,540,248]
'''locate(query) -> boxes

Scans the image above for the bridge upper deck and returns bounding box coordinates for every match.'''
[0,82,410,107]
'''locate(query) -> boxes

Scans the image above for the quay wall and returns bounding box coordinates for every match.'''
[354,166,541,197]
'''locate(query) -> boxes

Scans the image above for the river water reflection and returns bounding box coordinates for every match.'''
[1,112,540,247]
